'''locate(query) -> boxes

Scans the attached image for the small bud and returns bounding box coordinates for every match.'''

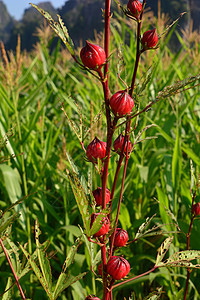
[80,41,106,70]
[90,213,110,237]
[86,137,107,163]
[113,134,132,154]
[93,187,111,206]
[191,202,200,216]
[112,228,129,247]
[141,28,159,50]
[107,256,130,280]
[85,296,101,300]
[127,0,142,19]
[110,90,134,117]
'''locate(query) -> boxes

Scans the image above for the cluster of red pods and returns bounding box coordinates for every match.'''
[79,1,159,299]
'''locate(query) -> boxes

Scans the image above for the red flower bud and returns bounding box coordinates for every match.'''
[93,187,111,206]
[113,134,132,154]
[107,256,130,280]
[112,228,129,247]
[141,28,159,50]
[80,41,106,70]
[90,213,110,237]
[86,137,106,163]
[85,296,101,300]
[127,0,142,19]
[191,202,200,216]
[110,90,134,117]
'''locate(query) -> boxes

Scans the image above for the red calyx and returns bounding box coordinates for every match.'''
[107,256,130,280]
[90,213,110,237]
[113,134,132,154]
[93,187,111,206]
[80,41,106,70]
[110,90,134,117]
[112,228,129,247]
[86,137,107,163]
[191,202,200,216]
[85,296,101,300]
[141,28,159,50]
[127,0,142,19]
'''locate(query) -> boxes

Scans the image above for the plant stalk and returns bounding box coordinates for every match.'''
[0,238,26,300]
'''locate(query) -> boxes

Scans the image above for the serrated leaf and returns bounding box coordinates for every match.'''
[89,210,109,237]
[62,235,82,272]
[66,172,91,235]
[2,277,13,300]
[135,214,157,240]
[0,213,19,235]
[158,250,200,268]
[35,219,52,293]
[30,4,75,55]
[53,272,87,299]
[155,237,173,266]
[19,244,53,299]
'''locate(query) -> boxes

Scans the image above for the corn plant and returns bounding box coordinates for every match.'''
[0,0,200,299]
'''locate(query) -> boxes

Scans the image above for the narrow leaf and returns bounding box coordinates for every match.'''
[30,4,75,55]
[62,235,82,272]
[158,250,200,268]
[155,236,173,266]
[19,244,52,299]
[53,272,87,300]
[35,219,52,293]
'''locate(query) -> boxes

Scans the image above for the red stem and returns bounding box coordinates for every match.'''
[112,266,158,290]
[101,1,112,299]
[184,190,197,300]
[0,238,26,300]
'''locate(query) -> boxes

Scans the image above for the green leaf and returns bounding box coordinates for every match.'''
[30,3,75,55]
[35,219,52,293]
[0,213,19,235]
[155,237,173,266]
[89,211,109,237]
[158,250,200,268]
[66,172,91,236]
[53,272,87,300]
[172,126,182,193]
[19,244,53,300]
[0,164,22,204]
[62,235,82,272]
[135,214,157,240]
[2,277,13,300]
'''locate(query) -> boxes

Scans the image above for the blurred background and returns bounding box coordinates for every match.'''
[0,0,200,51]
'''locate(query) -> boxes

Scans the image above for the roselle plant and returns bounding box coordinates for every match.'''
[0,0,198,299]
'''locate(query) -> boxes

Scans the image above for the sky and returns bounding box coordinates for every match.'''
[4,0,67,20]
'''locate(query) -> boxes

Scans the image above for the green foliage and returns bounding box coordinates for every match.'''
[0,5,199,299]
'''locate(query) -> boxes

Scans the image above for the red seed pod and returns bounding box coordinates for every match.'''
[112,228,129,247]
[113,134,132,154]
[80,41,106,70]
[191,202,200,216]
[127,0,142,19]
[86,137,107,163]
[98,263,102,276]
[110,90,134,117]
[141,28,159,50]
[107,256,130,280]
[90,213,110,237]
[85,296,101,300]
[92,187,111,206]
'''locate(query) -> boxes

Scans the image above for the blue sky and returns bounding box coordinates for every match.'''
[5,0,67,20]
